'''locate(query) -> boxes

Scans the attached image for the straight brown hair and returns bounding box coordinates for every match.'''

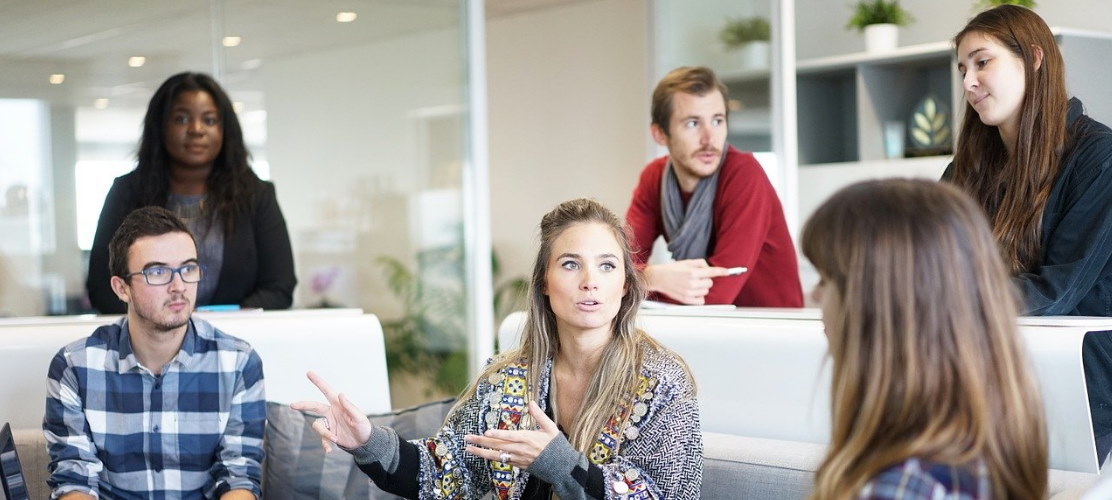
[948,5,1068,273]
[803,179,1047,500]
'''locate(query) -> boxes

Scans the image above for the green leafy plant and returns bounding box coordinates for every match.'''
[719,16,771,50]
[976,0,1035,8]
[376,247,527,396]
[846,0,913,32]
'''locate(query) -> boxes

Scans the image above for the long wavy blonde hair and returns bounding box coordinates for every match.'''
[803,179,1047,500]
[455,198,679,452]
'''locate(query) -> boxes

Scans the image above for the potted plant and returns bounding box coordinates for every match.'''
[976,0,1036,8]
[719,16,772,69]
[375,247,527,400]
[846,0,913,53]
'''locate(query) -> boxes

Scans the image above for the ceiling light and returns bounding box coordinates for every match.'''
[128,56,146,67]
[233,101,245,114]
[94,98,109,109]
[222,36,242,47]
[48,74,65,85]
[336,12,357,23]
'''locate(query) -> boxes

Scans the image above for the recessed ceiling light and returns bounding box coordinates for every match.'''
[48,74,65,85]
[128,56,146,67]
[94,98,109,109]
[222,36,242,47]
[336,12,357,23]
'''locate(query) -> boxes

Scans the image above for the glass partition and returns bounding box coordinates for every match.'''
[0,0,481,406]
[652,0,778,186]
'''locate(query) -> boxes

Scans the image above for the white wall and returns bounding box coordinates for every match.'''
[796,0,1112,60]
[262,27,465,314]
[486,0,652,282]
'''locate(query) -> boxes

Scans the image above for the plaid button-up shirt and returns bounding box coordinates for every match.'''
[44,317,265,499]
[857,457,990,500]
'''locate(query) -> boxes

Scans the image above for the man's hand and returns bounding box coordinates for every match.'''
[219,489,258,500]
[58,492,96,500]
[644,259,730,304]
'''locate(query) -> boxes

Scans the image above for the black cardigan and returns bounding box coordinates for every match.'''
[85,171,297,313]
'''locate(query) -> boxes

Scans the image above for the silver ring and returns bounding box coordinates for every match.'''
[498,451,511,463]
[321,417,331,431]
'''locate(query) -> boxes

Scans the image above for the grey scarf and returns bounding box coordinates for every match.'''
[661,150,725,260]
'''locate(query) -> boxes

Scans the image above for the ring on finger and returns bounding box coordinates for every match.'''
[498,450,511,464]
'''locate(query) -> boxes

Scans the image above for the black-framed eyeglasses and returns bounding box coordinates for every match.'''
[123,263,203,286]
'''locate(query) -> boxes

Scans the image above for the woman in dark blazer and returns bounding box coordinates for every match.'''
[86,72,295,313]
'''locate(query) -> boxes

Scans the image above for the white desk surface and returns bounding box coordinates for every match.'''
[643,306,1112,328]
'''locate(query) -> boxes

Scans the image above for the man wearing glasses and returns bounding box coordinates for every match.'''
[43,207,264,499]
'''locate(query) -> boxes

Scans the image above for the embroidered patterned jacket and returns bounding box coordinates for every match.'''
[348,344,703,499]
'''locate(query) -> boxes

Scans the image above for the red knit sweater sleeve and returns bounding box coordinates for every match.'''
[702,150,802,306]
[626,158,668,268]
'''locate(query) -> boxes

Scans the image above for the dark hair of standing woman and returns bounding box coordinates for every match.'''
[137,71,259,234]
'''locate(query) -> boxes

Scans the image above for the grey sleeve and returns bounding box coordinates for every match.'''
[349,425,403,473]
[348,383,493,499]
[529,376,704,500]
[528,434,601,499]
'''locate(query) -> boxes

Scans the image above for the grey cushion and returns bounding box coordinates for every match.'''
[263,398,455,500]
[701,432,824,500]
[12,427,51,500]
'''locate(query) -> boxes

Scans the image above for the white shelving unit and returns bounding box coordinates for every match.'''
[796,40,958,166]
[720,67,773,152]
[795,28,1112,169]
[792,29,1112,296]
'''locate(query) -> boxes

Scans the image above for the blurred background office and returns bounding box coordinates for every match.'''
[1,0,1110,405]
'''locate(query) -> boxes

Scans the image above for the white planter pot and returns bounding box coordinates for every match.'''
[740,41,770,70]
[864,23,898,53]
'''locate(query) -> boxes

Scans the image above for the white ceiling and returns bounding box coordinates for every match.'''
[0,0,599,108]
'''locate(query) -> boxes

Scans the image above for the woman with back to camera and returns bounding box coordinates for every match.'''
[944,4,1112,460]
[86,71,296,313]
[292,198,702,499]
[804,179,1047,500]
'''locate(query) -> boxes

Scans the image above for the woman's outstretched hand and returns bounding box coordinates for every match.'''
[464,401,560,469]
[290,371,373,452]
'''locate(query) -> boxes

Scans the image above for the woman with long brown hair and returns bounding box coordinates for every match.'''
[293,198,702,499]
[804,179,1047,500]
[944,4,1112,461]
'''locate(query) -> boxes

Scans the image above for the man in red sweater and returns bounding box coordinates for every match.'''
[626,66,802,307]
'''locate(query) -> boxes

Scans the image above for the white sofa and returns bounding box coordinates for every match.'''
[499,308,1107,498]
[5,307,1104,499]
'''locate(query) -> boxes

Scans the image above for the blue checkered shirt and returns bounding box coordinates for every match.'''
[857,457,991,499]
[43,317,265,499]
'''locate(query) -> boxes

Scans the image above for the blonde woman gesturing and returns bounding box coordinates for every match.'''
[294,198,703,499]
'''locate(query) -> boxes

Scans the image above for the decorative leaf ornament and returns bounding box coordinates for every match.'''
[908,94,952,154]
